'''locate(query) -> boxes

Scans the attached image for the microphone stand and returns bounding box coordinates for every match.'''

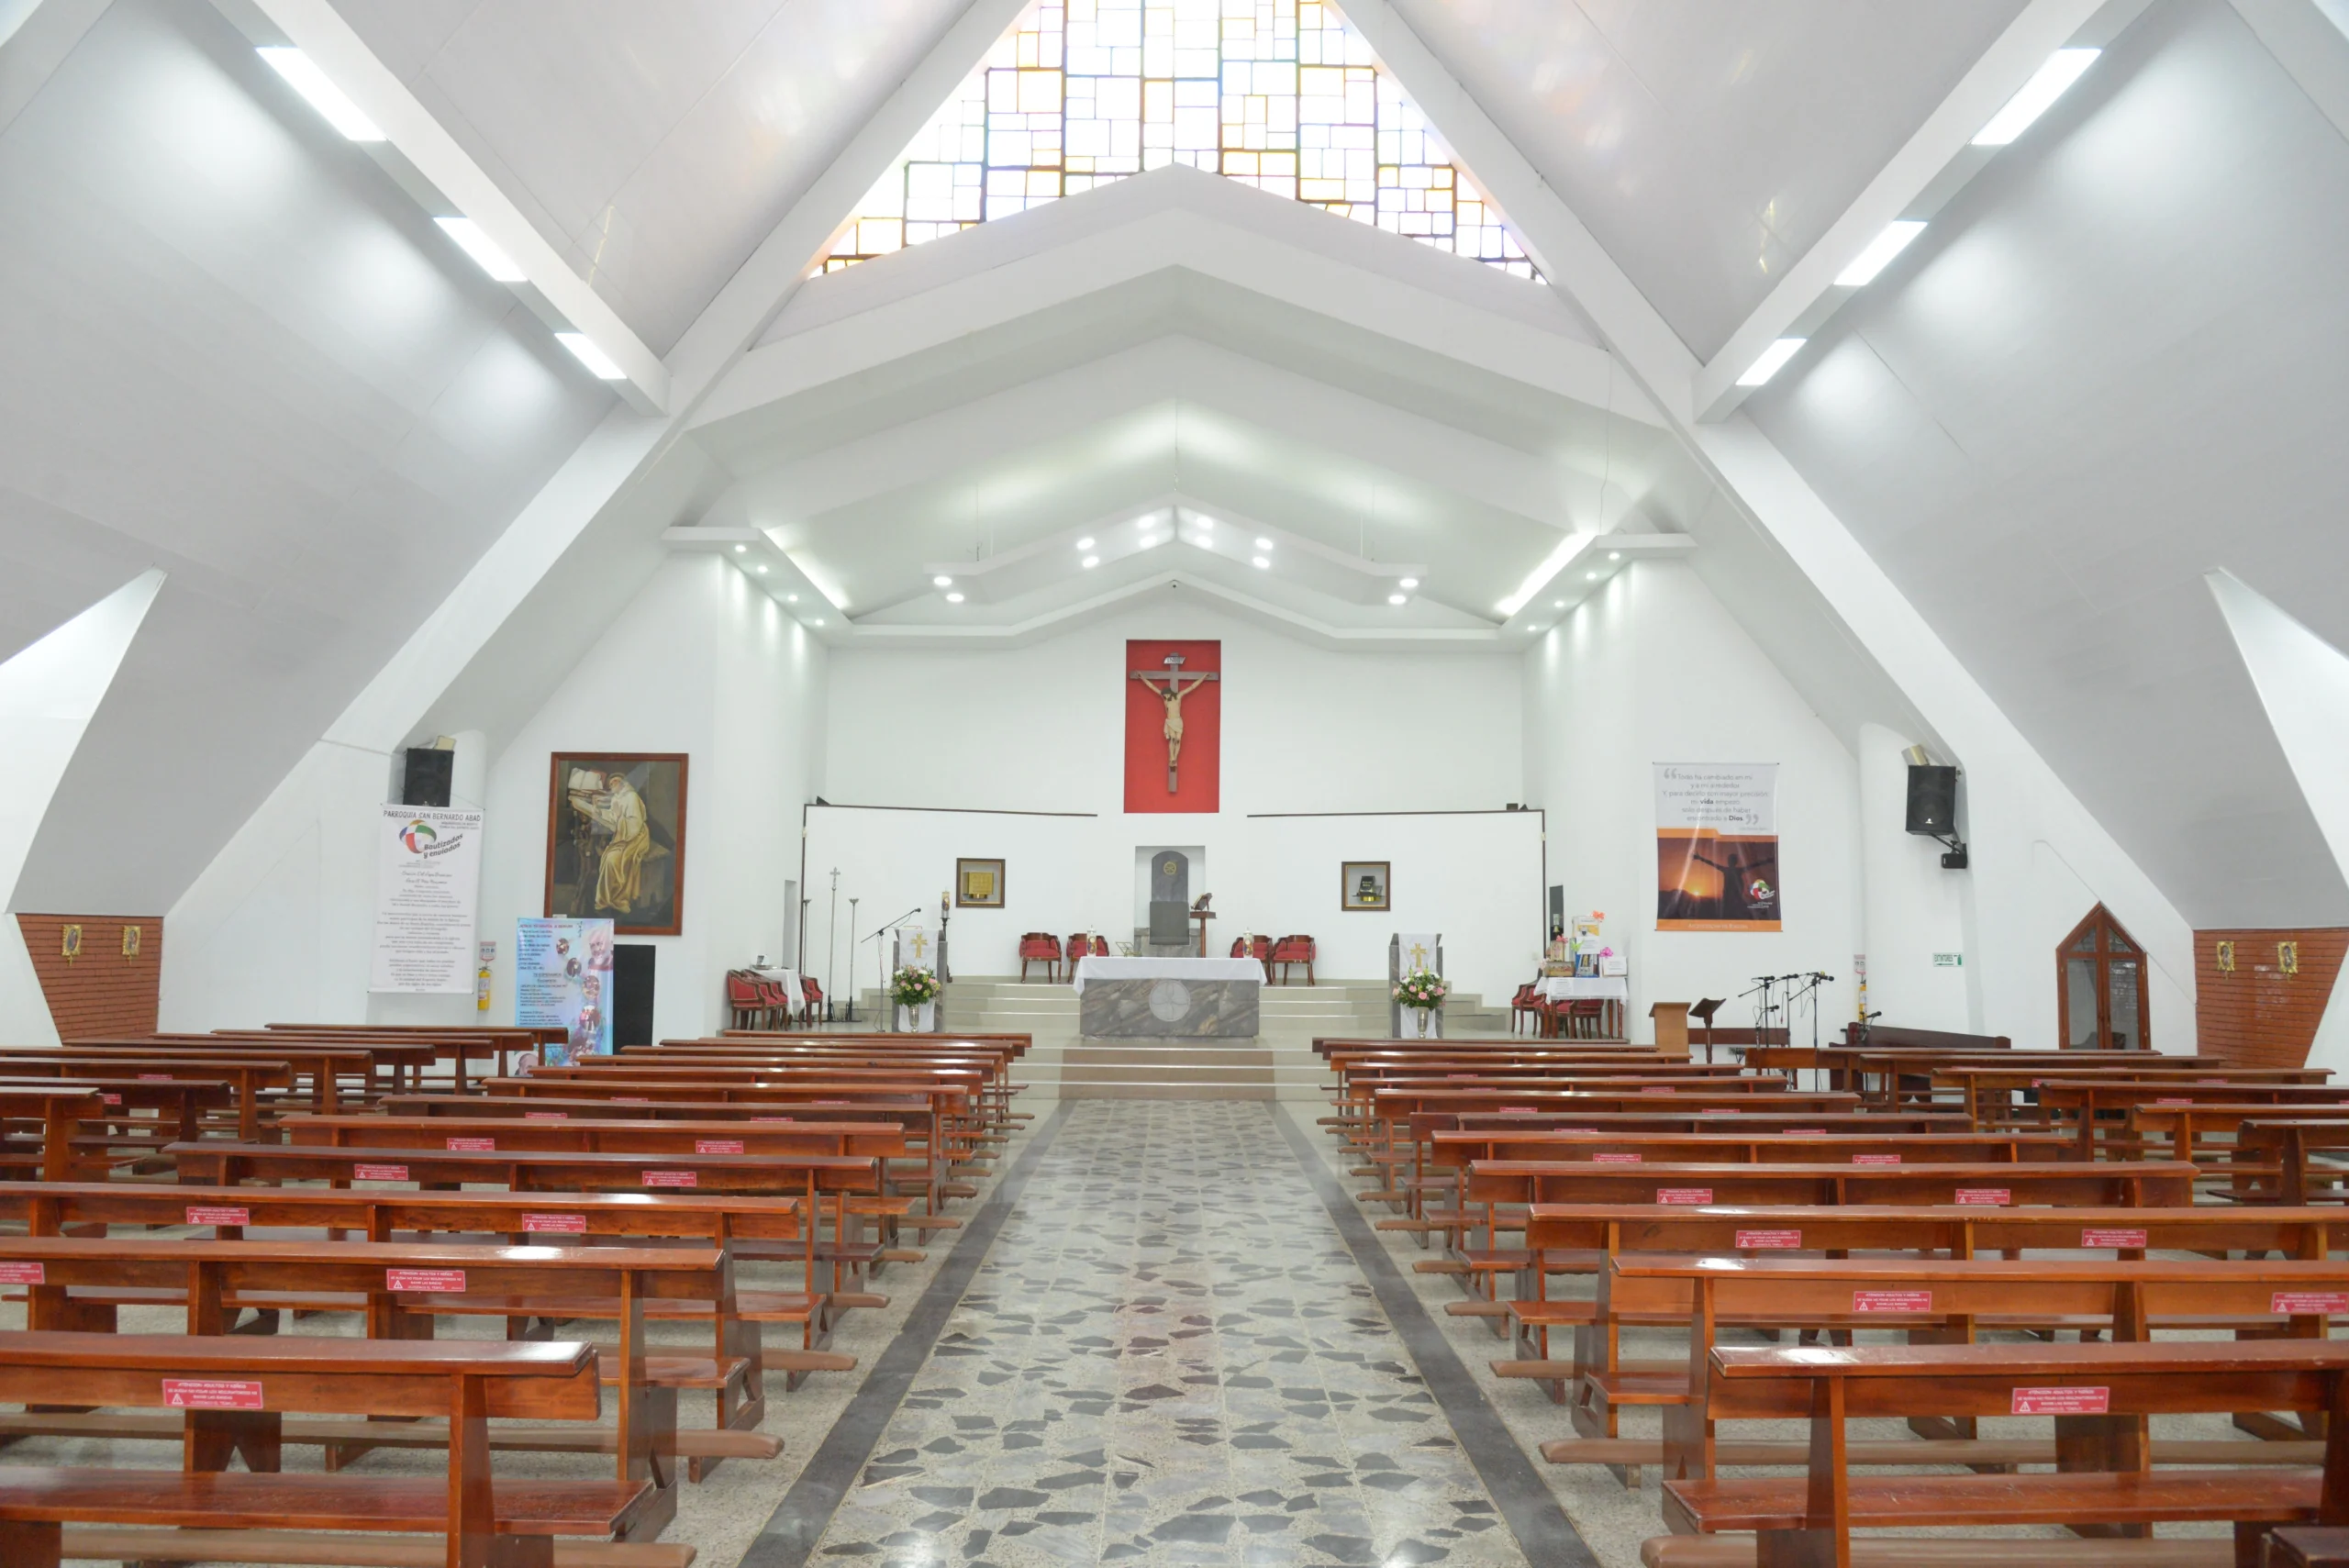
[863,908,925,1031]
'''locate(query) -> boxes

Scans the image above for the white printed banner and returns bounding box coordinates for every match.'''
[1654,763,1781,932]
[368,806,484,993]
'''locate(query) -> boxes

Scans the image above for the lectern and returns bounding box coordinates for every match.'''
[1688,996,1726,1063]
[1649,1001,1690,1061]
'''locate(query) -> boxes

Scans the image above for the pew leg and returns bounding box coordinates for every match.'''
[2054,1411,2150,1540]
[185,1408,283,1474]
[1754,1527,1840,1568]
[0,1521,60,1568]
[2235,1519,2271,1568]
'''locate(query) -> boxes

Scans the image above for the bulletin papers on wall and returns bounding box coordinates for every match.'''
[1654,763,1782,932]
[517,917,615,1065]
[367,806,484,993]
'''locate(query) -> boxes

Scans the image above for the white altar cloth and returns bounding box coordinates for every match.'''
[1070,956,1264,994]
[750,967,803,1018]
[1536,976,1630,1003]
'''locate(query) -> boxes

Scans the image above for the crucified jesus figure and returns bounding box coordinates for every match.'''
[1133,665,1212,792]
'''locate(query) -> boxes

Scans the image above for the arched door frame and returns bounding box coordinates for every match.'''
[2057,904,2151,1051]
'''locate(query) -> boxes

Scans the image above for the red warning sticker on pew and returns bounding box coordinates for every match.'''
[1736,1230,1802,1250]
[614,1097,651,1104]
[1657,1188,1713,1205]
[1852,1153,1902,1165]
[1497,1107,1536,1115]
[2154,1097,2191,1106]
[1698,1108,1742,1116]
[644,1171,698,1187]
[1592,1152,1642,1164]
[2011,1386,2108,1416]
[696,1140,745,1154]
[164,1379,263,1410]
[101,1094,121,1106]
[525,1112,569,1121]
[754,1117,796,1123]
[1853,1290,1932,1313]
[2272,1292,2349,1314]
[353,1164,408,1182]
[387,1269,466,1294]
[2082,1229,2148,1249]
[1783,1129,1826,1137]
[523,1214,587,1234]
[186,1207,249,1227]
[445,1137,495,1151]
[139,1074,172,1082]
[1639,1086,1676,1095]
[0,1262,43,1284]
[1955,1188,2010,1206]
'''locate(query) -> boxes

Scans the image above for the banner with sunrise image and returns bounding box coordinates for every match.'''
[1654,763,1782,932]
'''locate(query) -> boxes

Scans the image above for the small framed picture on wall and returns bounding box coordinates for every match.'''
[1341,861,1391,912]
[957,858,1007,908]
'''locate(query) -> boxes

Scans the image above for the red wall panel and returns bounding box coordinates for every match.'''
[1124,639,1220,814]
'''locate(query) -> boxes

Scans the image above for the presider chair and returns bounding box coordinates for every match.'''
[1270,934,1316,986]
[1065,933,1091,981]
[725,972,769,1030]
[1018,932,1062,983]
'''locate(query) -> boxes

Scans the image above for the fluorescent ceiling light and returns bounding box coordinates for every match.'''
[1254,537,1273,550]
[932,575,952,587]
[1736,337,1806,387]
[1251,556,1268,569]
[1387,594,1408,606]
[556,332,627,380]
[1075,537,1095,550]
[1836,221,1926,287]
[1974,49,2099,146]
[945,593,963,603]
[434,217,525,283]
[1082,555,1099,568]
[257,48,384,141]
[1398,577,1419,589]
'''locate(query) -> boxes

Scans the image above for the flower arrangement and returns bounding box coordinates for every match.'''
[890,966,942,1007]
[1393,968,1449,1010]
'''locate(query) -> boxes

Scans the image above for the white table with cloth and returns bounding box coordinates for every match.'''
[749,966,804,1024]
[1070,956,1263,1038]
[1530,974,1631,1039]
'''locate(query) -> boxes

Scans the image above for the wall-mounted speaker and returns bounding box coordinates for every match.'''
[1905,764,1959,837]
[401,748,454,808]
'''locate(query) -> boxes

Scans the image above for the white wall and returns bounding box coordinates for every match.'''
[1525,562,1863,1043]
[814,601,1538,1002]
[473,557,826,1042]
[1857,722,1973,1031]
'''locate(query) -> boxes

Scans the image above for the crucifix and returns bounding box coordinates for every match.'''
[1130,652,1218,794]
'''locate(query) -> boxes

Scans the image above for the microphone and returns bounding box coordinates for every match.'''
[1810,972,1836,983]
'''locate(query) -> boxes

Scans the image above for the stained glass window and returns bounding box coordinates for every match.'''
[821,0,1539,280]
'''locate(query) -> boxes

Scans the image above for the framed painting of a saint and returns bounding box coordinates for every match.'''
[544,753,688,936]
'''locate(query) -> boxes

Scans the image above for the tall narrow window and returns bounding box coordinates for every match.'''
[822,0,1539,280]
[2058,905,2149,1050]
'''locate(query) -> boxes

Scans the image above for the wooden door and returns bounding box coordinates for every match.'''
[2058,905,2149,1050]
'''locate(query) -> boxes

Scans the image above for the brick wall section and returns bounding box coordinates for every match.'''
[15,914,162,1040]
[2194,928,2348,1067]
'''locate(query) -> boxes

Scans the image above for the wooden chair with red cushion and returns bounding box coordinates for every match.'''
[799,974,825,1022]
[1270,934,1316,986]
[1563,997,1607,1040]
[1508,980,1544,1035]
[756,976,796,1026]
[1090,935,1110,958]
[1065,934,1091,980]
[1018,933,1063,983]
[725,972,768,1030]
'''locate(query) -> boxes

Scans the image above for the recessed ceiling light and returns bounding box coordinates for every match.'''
[556,332,627,380]
[732,544,746,554]
[755,564,769,574]
[1082,555,1099,568]
[256,48,384,141]
[1399,577,1419,589]
[1736,337,1807,387]
[785,594,798,602]
[1553,599,1564,607]
[1195,517,1212,529]
[1255,537,1273,550]
[1076,538,1095,550]
[1974,49,2099,146]
[945,592,964,603]
[1387,594,1408,606]
[434,217,526,283]
[1835,220,1927,287]
[809,617,824,626]
[1586,571,1598,580]
[1608,551,1620,562]
[932,575,952,587]
[1251,556,1269,569]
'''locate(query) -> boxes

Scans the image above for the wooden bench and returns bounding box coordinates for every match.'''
[1656,1339,2349,1568]
[0,1329,671,1568]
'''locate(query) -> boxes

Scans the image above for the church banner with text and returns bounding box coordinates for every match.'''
[1125,639,1220,814]
[1654,763,1782,931]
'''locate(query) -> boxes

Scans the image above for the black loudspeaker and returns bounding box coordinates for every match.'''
[1905,764,1959,836]
[402,748,454,807]
[612,944,655,1048]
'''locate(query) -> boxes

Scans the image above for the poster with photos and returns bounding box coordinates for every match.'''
[516,916,614,1064]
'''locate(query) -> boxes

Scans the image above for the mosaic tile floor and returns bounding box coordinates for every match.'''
[807,1100,1531,1568]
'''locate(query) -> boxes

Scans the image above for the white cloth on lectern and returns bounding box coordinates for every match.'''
[1395,933,1441,975]
[894,928,940,972]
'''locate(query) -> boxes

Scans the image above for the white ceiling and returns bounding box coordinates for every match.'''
[327,0,974,354]
[1389,0,2032,360]
[1744,0,2349,926]
[2,0,611,913]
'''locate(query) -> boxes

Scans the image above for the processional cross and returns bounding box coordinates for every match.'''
[1130,652,1218,794]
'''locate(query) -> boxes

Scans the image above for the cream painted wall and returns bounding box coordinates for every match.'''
[471,556,826,1042]
[1524,561,1864,1044]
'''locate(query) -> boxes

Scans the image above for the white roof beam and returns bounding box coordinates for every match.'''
[1693,0,2151,422]
[2229,0,2349,146]
[0,0,109,137]
[209,0,669,414]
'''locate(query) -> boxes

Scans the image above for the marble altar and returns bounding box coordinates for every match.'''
[1071,956,1262,1039]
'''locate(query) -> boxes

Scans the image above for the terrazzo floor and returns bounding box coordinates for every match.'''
[795,1099,1542,1568]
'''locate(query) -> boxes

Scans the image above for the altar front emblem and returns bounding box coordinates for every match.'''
[1124,639,1221,813]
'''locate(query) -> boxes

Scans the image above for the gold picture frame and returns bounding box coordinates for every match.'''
[956,858,1006,909]
[121,926,141,960]
[59,925,80,963]
[2214,940,2234,973]
[1341,861,1391,912]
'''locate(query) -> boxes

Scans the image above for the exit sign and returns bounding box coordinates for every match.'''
[1933,952,1964,968]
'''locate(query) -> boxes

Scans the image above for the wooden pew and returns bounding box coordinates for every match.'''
[2033,1080,2349,1156]
[0,1058,286,1141]
[0,1329,663,1568]
[94,1034,440,1098]
[1655,1339,2349,1568]
[0,1235,703,1527]
[263,1021,546,1090]
[0,1087,107,1181]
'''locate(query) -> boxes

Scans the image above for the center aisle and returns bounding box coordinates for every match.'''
[780,1101,1542,1567]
